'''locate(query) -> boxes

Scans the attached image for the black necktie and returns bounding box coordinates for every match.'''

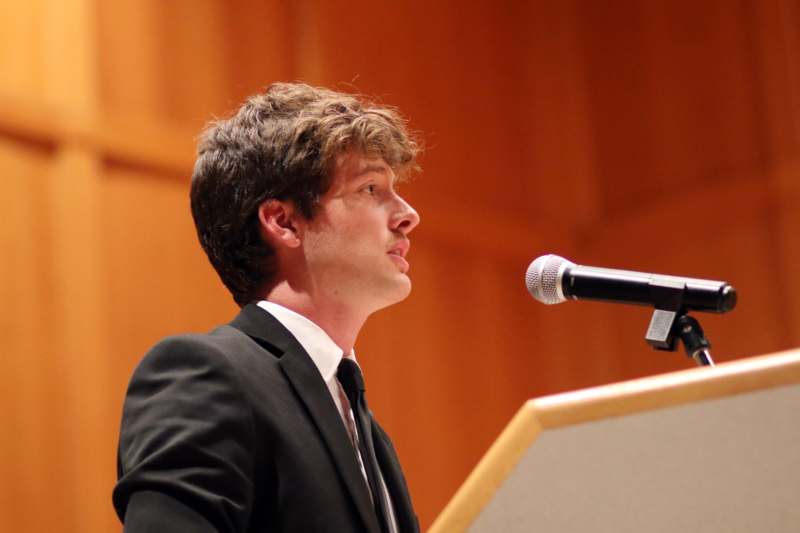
[337,358,391,533]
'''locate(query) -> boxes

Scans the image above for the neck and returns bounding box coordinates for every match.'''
[264,281,368,353]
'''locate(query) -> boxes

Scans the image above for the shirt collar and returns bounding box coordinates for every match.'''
[256,300,356,384]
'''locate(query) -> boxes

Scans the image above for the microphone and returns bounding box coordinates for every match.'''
[525,254,737,313]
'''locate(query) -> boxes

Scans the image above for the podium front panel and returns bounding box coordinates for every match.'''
[468,383,800,533]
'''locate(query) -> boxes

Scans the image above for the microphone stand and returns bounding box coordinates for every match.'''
[644,279,715,366]
[645,310,715,367]
[676,314,714,366]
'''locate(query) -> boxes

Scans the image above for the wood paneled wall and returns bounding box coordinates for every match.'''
[1,1,798,530]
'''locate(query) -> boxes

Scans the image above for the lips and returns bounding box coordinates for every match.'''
[388,240,411,272]
[388,239,410,258]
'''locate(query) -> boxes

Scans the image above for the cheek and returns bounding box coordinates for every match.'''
[333,211,388,245]
[304,226,370,266]
[304,206,389,260]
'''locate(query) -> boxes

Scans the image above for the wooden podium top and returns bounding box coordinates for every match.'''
[430,349,800,533]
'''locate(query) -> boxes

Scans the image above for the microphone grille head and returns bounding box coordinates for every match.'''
[525,254,574,304]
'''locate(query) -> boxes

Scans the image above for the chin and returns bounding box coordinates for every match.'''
[395,272,413,296]
[371,277,412,311]
[394,280,412,302]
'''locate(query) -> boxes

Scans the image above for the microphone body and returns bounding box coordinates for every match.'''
[526,255,737,313]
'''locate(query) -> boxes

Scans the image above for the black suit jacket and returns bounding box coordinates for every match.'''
[113,304,419,532]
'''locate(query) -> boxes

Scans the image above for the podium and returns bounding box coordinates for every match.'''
[429,349,800,532]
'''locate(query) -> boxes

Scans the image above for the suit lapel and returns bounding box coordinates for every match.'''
[230,304,381,533]
[373,422,420,533]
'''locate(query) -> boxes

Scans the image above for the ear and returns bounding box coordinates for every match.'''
[257,200,302,248]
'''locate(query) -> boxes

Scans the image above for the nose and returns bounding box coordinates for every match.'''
[391,195,420,236]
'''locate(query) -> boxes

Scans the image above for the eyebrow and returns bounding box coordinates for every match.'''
[354,163,391,178]
[353,163,401,186]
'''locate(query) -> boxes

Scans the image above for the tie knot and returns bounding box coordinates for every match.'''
[337,357,365,396]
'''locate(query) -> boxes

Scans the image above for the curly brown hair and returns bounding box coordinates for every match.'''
[190,82,420,306]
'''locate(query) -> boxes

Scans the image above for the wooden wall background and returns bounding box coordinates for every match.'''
[1,1,798,531]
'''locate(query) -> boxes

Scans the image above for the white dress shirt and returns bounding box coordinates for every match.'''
[256,301,398,532]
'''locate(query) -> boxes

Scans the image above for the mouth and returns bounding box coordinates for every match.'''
[388,239,410,257]
[388,240,411,272]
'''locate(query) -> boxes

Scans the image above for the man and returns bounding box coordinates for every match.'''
[113,82,421,532]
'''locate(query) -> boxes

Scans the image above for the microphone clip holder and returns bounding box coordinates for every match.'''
[644,279,715,366]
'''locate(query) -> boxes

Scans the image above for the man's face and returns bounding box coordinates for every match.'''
[299,151,420,315]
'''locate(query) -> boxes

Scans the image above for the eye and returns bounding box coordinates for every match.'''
[361,183,377,195]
